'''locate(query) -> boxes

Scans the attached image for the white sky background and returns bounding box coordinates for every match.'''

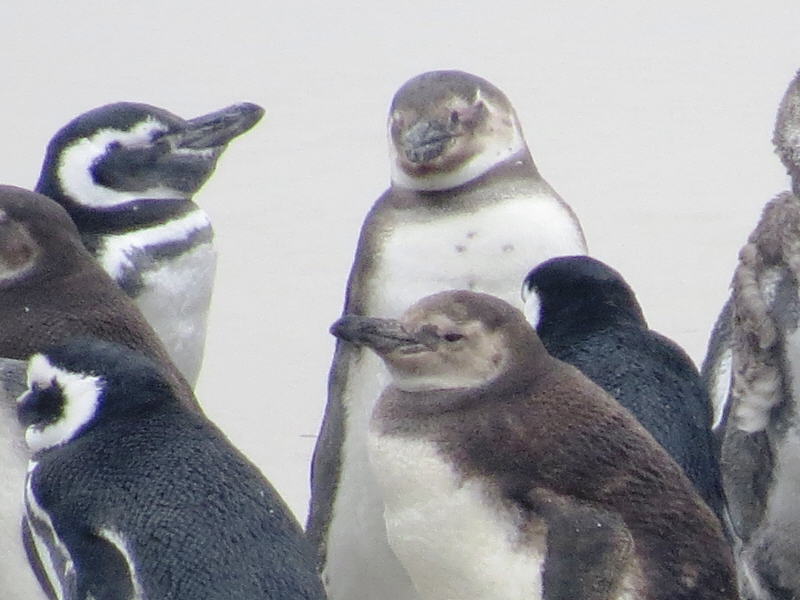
[2,1,800,519]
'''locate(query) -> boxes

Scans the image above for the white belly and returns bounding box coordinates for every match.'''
[323,351,419,600]
[324,195,584,600]
[133,241,216,386]
[368,434,544,600]
[368,195,587,317]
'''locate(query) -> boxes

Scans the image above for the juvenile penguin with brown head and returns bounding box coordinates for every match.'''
[332,290,738,600]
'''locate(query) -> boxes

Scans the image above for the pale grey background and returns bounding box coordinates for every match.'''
[3,1,800,519]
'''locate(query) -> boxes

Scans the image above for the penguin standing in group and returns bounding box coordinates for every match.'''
[330,290,739,600]
[702,69,800,600]
[522,255,724,518]
[308,70,587,600]
[0,185,197,600]
[17,337,326,600]
[34,101,264,385]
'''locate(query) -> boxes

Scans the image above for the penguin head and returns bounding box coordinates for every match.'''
[521,255,646,332]
[17,338,176,454]
[331,290,543,392]
[35,101,264,211]
[388,70,527,191]
[0,185,87,286]
[774,70,800,196]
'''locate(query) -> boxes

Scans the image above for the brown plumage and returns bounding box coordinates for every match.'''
[0,184,197,409]
[333,290,738,600]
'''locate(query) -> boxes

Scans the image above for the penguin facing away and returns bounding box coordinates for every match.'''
[522,255,724,518]
[330,290,738,600]
[0,184,197,600]
[308,69,587,600]
[35,101,264,385]
[17,338,326,600]
[702,69,800,600]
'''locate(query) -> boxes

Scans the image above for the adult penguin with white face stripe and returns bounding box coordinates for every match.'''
[308,69,588,600]
[17,338,326,600]
[34,101,264,385]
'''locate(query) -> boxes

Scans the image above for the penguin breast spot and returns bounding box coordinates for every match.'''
[502,244,515,253]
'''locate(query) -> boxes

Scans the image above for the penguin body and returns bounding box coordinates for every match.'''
[35,101,264,384]
[0,185,195,600]
[701,69,800,599]
[18,338,326,600]
[308,70,587,600]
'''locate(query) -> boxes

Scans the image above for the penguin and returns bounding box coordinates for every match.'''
[0,184,197,600]
[702,69,800,600]
[521,255,724,518]
[307,70,588,600]
[35,101,264,385]
[0,185,194,404]
[330,290,738,600]
[17,337,326,600]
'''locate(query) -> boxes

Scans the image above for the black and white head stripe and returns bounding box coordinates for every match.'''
[17,354,102,453]
[35,102,265,212]
[54,118,181,209]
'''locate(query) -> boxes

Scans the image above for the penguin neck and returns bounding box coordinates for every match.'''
[387,149,542,209]
[81,203,213,296]
[47,195,199,236]
[375,339,551,434]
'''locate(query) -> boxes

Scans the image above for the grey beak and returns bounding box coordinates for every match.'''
[176,102,265,149]
[330,315,429,354]
[402,119,456,164]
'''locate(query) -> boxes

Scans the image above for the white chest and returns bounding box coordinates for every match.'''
[367,196,586,318]
[367,433,545,600]
[132,242,217,385]
[95,209,213,283]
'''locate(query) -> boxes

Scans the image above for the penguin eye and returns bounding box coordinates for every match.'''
[443,332,464,343]
[449,111,460,125]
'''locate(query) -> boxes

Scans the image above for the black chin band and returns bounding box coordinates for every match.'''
[64,197,196,234]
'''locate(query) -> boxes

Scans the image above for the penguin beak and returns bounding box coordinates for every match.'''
[401,119,457,164]
[330,316,432,355]
[174,102,265,150]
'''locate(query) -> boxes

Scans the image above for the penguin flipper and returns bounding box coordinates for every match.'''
[306,340,357,563]
[22,515,58,600]
[74,528,141,600]
[25,492,138,600]
[526,488,636,600]
[719,426,772,542]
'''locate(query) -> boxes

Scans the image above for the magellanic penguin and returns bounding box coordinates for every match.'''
[35,101,264,385]
[330,290,739,600]
[0,185,197,600]
[308,70,588,600]
[701,69,800,600]
[17,337,326,600]
[522,256,725,518]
